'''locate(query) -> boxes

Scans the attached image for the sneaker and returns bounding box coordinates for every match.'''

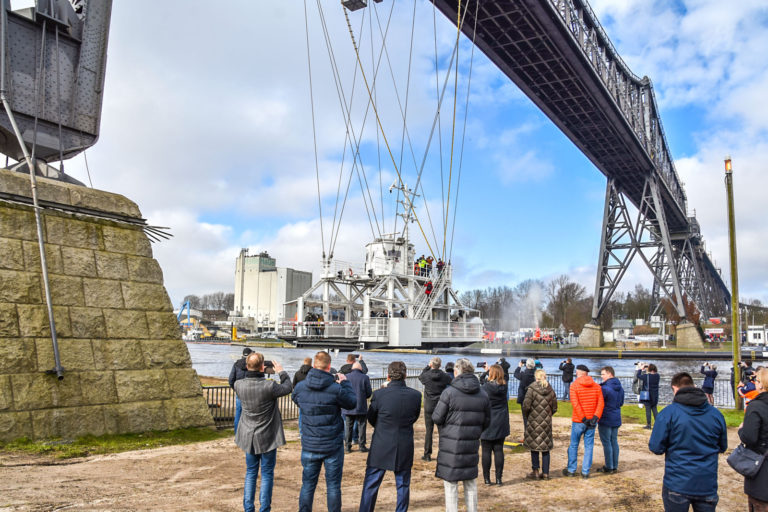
[539,473,550,480]
[562,469,576,477]
[582,473,589,479]
[526,470,539,480]
[596,466,612,473]
[643,425,652,430]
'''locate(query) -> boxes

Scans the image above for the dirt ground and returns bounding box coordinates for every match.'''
[0,411,749,511]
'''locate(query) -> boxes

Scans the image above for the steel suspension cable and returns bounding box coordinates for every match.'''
[303,0,326,258]
[342,5,437,260]
[329,0,397,255]
[450,0,480,262]
[443,0,461,258]
[316,1,382,241]
[370,4,385,235]
[393,0,417,237]
[433,4,446,255]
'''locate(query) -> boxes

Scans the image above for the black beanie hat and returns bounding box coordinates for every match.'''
[576,364,589,373]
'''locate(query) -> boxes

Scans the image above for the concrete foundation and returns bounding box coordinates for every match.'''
[579,323,603,348]
[0,169,213,441]
[675,322,705,349]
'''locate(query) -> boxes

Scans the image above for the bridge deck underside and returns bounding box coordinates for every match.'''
[433,0,685,232]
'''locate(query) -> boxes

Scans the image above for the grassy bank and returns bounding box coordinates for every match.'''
[0,427,229,460]
[507,400,744,427]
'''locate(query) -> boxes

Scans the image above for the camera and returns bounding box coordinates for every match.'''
[264,360,274,368]
[350,354,359,359]
[476,362,486,368]
[521,359,527,364]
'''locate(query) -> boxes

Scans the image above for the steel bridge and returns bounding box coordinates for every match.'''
[430,0,731,323]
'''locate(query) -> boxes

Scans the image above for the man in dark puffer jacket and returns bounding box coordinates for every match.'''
[738,367,768,509]
[433,358,490,512]
[292,351,357,512]
[419,356,453,461]
[649,372,727,512]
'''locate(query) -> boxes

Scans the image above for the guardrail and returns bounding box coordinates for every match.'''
[205,372,738,428]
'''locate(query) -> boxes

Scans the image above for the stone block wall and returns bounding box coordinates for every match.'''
[0,169,213,441]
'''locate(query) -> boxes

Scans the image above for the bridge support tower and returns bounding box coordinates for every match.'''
[581,176,705,348]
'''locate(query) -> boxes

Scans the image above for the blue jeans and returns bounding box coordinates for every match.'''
[244,449,277,512]
[662,485,718,512]
[567,422,595,475]
[299,445,345,512]
[598,424,619,470]
[234,396,242,434]
[359,466,411,512]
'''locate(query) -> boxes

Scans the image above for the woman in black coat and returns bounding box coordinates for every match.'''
[738,367,768,510]
[480,364,510,485]
[637,364,660,429]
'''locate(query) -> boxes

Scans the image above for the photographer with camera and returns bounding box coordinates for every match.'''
[514,359,537,430]
[234,352,292,512]
[637,364,660,429]
[700,362,718,405]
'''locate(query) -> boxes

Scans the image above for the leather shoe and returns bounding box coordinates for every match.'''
[345,446,352,453]
[495,477,503,486]
[360,446,368,453]
[483,477,493,485]
[582,473,589,479]
[562,469,576,477]
[421,454,431,462]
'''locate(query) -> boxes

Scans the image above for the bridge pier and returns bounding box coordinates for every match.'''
[579,323,603,348]
[675,322,705,349]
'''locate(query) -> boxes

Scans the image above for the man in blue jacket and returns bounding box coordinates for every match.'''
[597,366,624,474]
[292,351,357,512]
[649,372,727,512]
[342,361,372,453]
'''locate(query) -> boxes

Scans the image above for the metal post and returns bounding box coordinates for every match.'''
[1,2,62,379]
[724,156,742,410]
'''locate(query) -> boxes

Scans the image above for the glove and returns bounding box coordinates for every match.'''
[585,416,598,429]
[581,417,588,424]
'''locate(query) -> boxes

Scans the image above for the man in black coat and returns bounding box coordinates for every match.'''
[418,356,452,461]
[559,358,575,399]
[497,357,511,384]
[229,347,252,434]
[433,358,490,512]
[514,359,536,429]
[342,362,372,452]
[359,361,422,512]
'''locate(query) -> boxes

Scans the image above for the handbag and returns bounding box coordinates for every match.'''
[639,390,650,401]
[727,444,766,478]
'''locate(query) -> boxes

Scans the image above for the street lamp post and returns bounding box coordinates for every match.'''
[724,156,742,410]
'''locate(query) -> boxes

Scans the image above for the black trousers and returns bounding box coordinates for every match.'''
[345,415,367,448]
[424,407,436,456]
[530,450,550,474]
[481,439,505,479]
[645,404,658,426]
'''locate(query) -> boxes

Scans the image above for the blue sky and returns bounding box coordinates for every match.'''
[30,0,767,309]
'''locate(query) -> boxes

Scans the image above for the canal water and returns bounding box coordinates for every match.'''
[186,343,728,380]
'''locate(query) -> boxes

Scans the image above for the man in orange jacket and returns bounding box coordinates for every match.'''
[563,365,605,478]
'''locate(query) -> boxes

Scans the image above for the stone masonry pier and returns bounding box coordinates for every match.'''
[0,168,212,441]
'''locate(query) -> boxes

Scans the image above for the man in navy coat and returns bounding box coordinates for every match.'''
[359,361,422,512]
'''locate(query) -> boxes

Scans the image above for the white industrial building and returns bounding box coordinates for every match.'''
[232,249,312,332]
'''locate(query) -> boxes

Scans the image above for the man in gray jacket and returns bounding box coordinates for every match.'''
[234,352,292,512]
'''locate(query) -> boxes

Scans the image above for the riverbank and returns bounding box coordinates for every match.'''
[449,345,768,361]
[0,410,747,511]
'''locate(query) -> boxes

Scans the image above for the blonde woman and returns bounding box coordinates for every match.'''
[522,369,557,479]
[480,364,510,485]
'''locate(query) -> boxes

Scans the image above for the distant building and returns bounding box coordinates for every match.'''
[611,318,633,340]
[747,325,767,345]
[232,249,312,332]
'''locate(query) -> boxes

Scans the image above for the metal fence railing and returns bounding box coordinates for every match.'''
[203,385,299,429]
[205,372,738,428]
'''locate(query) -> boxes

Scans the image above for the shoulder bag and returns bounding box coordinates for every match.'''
[727,444,766,478]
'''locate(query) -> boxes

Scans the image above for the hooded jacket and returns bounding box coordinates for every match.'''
[419,366,453,411]
[570,374,604,423]
[432,372,490,482]
[291,368,357,454]
[738,391,768,502]
[522,381,557,451]
[480,380,510,441]
[228,357,248,389]
[649,387,728,496]
[599,377,625,428]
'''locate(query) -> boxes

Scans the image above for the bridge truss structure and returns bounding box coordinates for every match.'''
[429,0,731,322]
